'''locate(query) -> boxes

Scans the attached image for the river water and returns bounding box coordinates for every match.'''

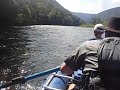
[0,25,93,90]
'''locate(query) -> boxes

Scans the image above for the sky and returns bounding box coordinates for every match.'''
[56,0,120,14]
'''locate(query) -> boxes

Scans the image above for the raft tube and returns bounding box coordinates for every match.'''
[39,70,82,90]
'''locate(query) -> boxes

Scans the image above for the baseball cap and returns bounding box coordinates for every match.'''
[94,24,105,33]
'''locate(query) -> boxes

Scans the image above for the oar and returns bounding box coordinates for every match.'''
[0,66,60,89]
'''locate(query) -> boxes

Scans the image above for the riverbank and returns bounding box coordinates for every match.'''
[80,24,94,28]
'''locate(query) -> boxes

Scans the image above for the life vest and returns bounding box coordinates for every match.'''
[97,37,120,90]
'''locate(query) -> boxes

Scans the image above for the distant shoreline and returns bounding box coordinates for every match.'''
[80,24,94,28]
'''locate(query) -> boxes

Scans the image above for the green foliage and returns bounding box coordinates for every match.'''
[16,14,24,25]
[80,23,94,28]
[90,17,102,25]
[0,0,81,26]
[48,7,63,25]
[102,19,109,26]
[0,0,18,25]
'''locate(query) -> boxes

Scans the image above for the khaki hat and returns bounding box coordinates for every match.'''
[106,17,120,33]
[94,24,105,33]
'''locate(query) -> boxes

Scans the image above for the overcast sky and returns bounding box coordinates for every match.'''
[56,0,120,14]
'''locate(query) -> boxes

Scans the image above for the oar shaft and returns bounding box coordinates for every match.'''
[0,66,60,89]
[0,81,12,89]
[25,67,60,81]
[0,76,25,89]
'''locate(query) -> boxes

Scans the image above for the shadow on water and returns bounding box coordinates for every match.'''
[0,26,33,90]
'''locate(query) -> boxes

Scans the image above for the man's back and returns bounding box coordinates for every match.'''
[79,40,101,72]
[96,17,120,90]
[98,37,120,90]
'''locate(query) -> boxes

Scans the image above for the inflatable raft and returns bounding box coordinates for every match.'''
[39,69,82,90]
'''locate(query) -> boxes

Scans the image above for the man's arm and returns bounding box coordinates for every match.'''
[60,42,87,75]
[60,62,74,75]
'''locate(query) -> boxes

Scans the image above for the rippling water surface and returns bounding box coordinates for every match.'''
[0,25,93,90]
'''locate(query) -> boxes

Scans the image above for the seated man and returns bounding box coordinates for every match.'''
[60,24,105,75]
[60,17,120,90]
[60,25,103,89]
[90,24,105,40]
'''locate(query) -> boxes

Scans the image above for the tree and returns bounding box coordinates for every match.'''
[90,17,102,25]
[0,0,81,26]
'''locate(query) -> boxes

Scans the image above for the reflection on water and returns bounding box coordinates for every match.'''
[0,26,31,90]
[0,25,93,90]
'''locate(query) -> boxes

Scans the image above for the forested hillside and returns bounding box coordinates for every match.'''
[0,0,82,26]
[72,7,120,25]
[97,7,120,21]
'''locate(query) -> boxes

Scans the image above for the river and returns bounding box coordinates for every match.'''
[0,25,93,90]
